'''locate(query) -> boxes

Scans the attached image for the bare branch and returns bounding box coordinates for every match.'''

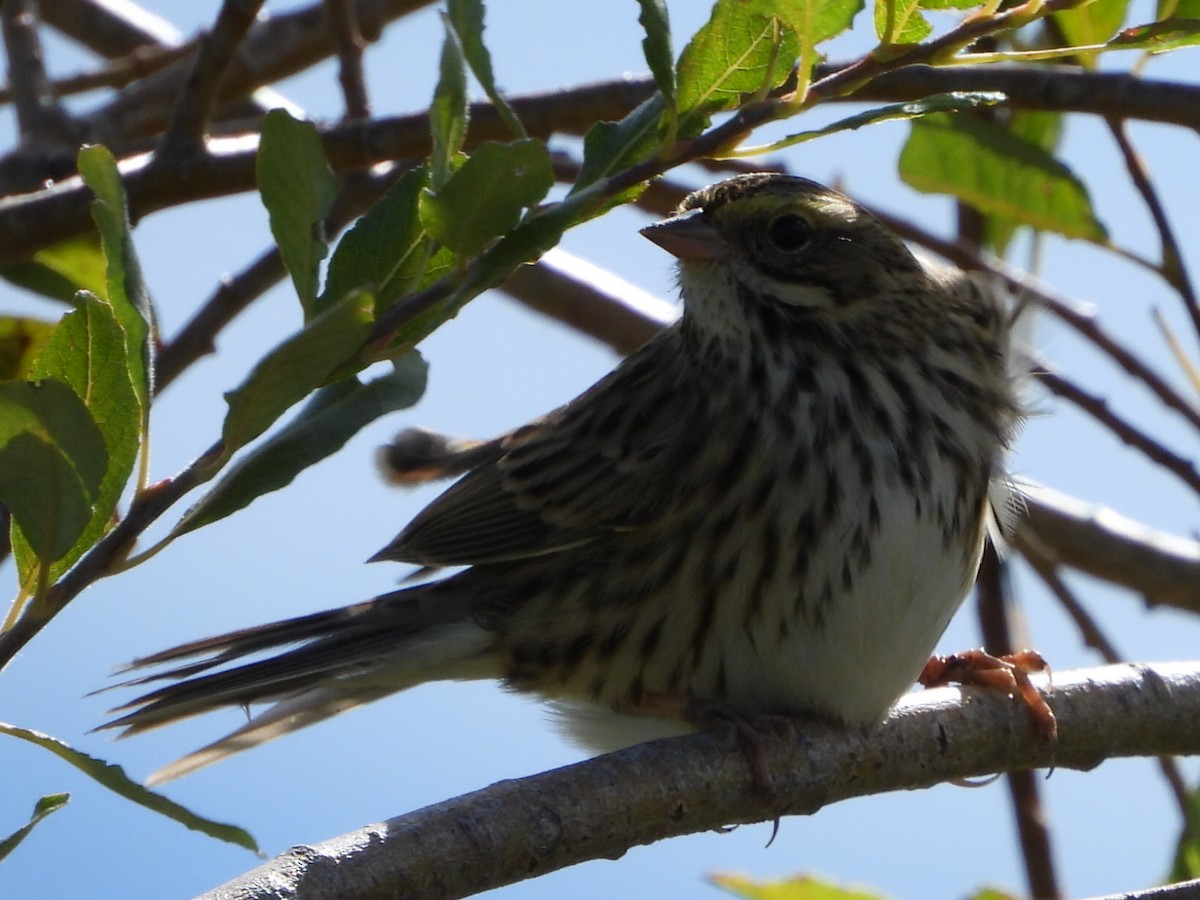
[974,548,1062,899]
[850,64,1200,131]
[197,663,1200,900]
[0,0,87,190]
[873,211,1200,438]
[156,164,407,390]
[0,78,654,265]
[1034,362,1200,496]
[37,0,276,125]
[1093,881,1200,900]
[1,0,71,139]
[1106,118,1200,342]
[1020,547,1192,815]
[499,248,674,355]
[1014,481,1200,615]
[0,43,194,106]
[325,0,372,121]
[154,0,267,161]
[41,0,186,56]
[78,0,435,145]
[4,57,1196,265]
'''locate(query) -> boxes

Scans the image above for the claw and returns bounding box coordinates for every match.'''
[919,648,1057,742]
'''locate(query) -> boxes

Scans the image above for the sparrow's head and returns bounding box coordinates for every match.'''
[641,174,931,336]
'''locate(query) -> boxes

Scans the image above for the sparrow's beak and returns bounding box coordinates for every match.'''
[640,210,728,261]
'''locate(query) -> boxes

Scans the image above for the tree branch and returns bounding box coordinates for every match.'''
[499,248,675,355]
[0,78,653,265]
[868,213,1200,440]
[0,63,1197,264]
[197,663,1200,900]
[38,0,279,126]
[1034,362,1200,496]
[75,0,435,146]
[1014,481,1200,615]
[1021,547,1192,816]
[154,0,266,161]
[325,0,372,121]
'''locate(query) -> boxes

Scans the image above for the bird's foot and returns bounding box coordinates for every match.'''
[636,693,794,805]
[919,648,1057,742]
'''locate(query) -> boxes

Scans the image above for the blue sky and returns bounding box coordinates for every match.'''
[3,2,1199,898]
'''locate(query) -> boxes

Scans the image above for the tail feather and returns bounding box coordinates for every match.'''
[143,686,395,785]
[100,584,499,781]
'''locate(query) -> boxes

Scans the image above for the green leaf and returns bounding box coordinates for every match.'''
[221,290,375,457]
[1055,0,1129,63]
[430,17,469,190]
[747,0,861,44]
[77,145,153,414]
[0,234,107,303]
[11,292,141,581]
[324,164,445,311]
[175,353,427,536]
[0,793,69,862]
[983,110,1063,255]
[744,90,1005,153]
[0,316,55,380]
[637,0,676,105]
[0,722,257,851]
[0,379,106,564]
[899,113,1107,242]
[395,186,599,349]
[573,94,668,192]
[875,0,932,44]
[1159,0,1200,18]
[257,109,338,319]
[677,0,801,133]
[2,433,93,569]
[712,872,886,900]
[1171,789,1200,880]
[420,139,554,258]
[1108,17,1200,51]
[447,0,525,138]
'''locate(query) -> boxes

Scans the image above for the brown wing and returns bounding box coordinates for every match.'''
[374,330,699,567]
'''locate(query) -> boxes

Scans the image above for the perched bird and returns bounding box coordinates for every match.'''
[104,173,1020,784]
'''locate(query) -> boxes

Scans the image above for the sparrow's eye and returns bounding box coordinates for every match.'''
[767,214,812,252]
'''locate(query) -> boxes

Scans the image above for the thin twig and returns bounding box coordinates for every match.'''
[1025,551,1124,663]
[0,0,89,191]
[154,0,266,162]
[1021,547,1191,815]
[0,437,225,670]
[1034,363,1200,496]
[38,0,276,128]
[76,0,435,145]
[156,248,286,392]
[325,0,372,121]
[0,43,195,106]
[977,532,1061,899]
[1106,117,1200,345]
[156,165,407,390]
[1,0,72,139]
[873,212,1200,438]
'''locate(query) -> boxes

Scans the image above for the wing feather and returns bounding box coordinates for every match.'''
[375,330,698,567]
